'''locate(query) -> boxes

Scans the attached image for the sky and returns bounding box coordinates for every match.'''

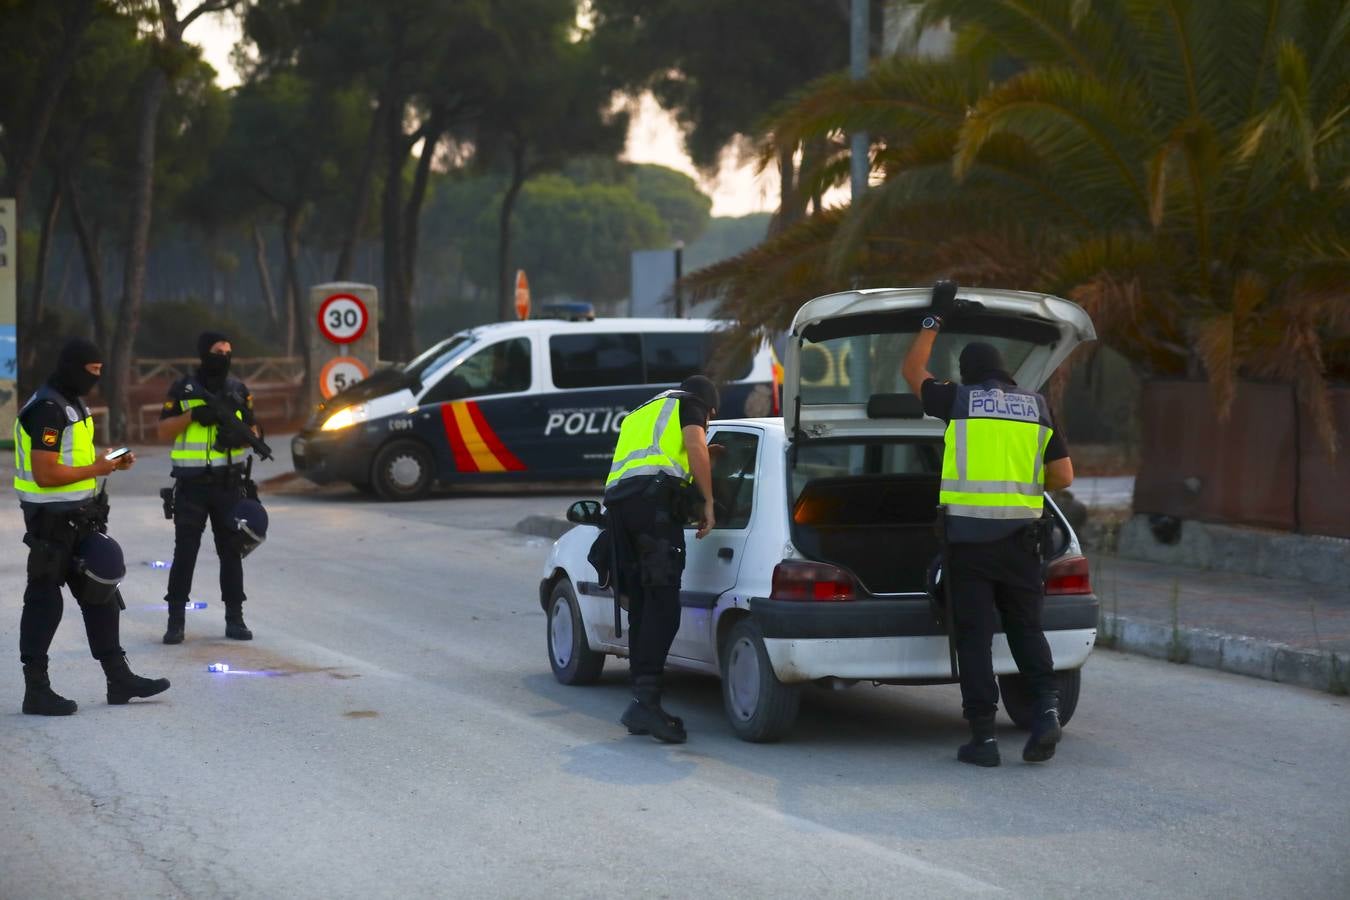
[192,11,781,218]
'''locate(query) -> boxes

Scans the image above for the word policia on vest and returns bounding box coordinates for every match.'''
[967,389,1041,422]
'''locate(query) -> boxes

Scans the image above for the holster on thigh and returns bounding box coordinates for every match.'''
[635,534,684,588]
[24,533,73,584]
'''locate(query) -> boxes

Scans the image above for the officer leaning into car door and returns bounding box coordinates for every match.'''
[156,331,268,644]
[13,337,170,715]
[604,374,721,743]
[903,281,1075,767]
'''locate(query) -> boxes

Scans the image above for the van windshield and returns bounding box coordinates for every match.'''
[403,335,473,385]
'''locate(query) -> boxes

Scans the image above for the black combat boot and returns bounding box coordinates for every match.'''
[101,654,171,705]
[22,664,78,716]
[163,602,185,645]
[1022,704,1062,763]
[224,602,252,641]
[957,715,1000,767]
[620,675,687,744]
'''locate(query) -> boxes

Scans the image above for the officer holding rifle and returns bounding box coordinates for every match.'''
[157,331,270,644]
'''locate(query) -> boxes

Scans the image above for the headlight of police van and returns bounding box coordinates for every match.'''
[321,403,369,432]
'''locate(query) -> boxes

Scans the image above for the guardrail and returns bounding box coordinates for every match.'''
[132,356,304,385]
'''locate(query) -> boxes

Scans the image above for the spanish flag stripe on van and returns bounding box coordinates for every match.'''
[451,402,506,472]
[466,401,526,471]
[440,403,477,472]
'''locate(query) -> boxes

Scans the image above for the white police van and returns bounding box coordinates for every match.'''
[291,318,778,500]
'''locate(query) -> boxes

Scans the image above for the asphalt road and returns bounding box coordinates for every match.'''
[2,464,1347,899]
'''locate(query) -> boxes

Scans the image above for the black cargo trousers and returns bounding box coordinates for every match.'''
[165,469,246,609]
[610,494,686,680]
[949,528,1056,720]
[19,505,122,667]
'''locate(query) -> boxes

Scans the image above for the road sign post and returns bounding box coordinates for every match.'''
[514,270,530,321]
[308,282,379,411]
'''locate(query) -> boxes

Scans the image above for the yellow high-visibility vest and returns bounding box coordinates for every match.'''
[939,382,1053,535]
[169,377,250,471]
[13,386,97,507]
[605,391,691,490]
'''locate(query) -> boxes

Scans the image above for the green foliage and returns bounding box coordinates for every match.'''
[694,0,1350,448]
[135,298,278,358]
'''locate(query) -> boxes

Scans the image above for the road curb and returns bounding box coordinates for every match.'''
[513,516,1347,696]
[1098,612,1346,695]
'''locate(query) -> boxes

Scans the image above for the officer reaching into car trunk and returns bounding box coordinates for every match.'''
[13,338,170,715]
[902,281,1075,767]
[604,375,721,743]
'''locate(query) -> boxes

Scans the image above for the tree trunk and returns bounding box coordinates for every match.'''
[281,206,310,388]
[380,97,410,362]
[107,65,169,441]
[399,111,446,351]
[29,177,64,331]
[251,222,281,333]
[64,173,108,349]
[495,142,528,322]
[768,145,805,237]
[334,110,381,281]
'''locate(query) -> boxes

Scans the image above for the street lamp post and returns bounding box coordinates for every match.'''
[673,240,684,318]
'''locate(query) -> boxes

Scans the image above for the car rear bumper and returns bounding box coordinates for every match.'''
[762,629,1097,683]
[750,594,1098,683]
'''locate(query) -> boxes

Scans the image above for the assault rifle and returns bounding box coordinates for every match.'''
[198,386,274,460]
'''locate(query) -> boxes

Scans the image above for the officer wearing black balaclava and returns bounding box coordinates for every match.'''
[13,338,171,715]
[903,282,1075,768]
[156,331,262,643]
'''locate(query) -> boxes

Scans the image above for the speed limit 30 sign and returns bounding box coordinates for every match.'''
[317,293,369,344]
[319,356,370,399]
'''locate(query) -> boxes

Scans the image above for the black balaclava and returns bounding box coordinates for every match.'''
[958,342,1016,386]
[680,374,720,420]
[51,338,103,397]
[197,330,231,386]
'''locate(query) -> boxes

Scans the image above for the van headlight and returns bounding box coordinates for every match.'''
[321,404,368,431]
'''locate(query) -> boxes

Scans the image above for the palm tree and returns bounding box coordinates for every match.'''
[691,0,1349,447]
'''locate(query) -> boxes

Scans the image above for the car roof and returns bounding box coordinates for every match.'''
[712,417,785,432]
[454,318,736,341]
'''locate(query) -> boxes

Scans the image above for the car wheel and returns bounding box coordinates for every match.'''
[999,668,1081,729]
[371,440,434,501]
[547,579,605,685]
[720,619,800,743]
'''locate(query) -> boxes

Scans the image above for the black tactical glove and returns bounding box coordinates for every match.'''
[930,279,959,321]
[190,405,219,426]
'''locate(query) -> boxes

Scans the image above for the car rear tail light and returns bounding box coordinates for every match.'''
[771,560,859,602]
[1045,555,1092,595]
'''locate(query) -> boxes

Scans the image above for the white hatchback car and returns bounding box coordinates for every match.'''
[539,287,1100,742]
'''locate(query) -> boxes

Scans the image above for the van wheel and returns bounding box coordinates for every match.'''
[372,440,434,501]
[720,619,800,742]
[999,669,1081,729]
[548,579,605,685]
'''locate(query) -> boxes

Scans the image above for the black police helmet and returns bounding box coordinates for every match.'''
[231,498,269,558]
[680,375,720,414]
[72,532,126,606]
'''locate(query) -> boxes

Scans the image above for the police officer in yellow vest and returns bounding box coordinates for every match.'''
[903,282,1075,767]
[14,338,170,715]
[605,375,720,743]
[156,331,259,643]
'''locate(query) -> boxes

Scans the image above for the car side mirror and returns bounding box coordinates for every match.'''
[566,500,604,526]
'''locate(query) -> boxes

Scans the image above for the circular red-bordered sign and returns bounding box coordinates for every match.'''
[316,293,370,344]
[319,356,371,399]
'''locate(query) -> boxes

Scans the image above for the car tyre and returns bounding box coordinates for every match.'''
[999,668,1081,729]
[547,579,605,685]
[720,619,800,743]
[371,440,434,501]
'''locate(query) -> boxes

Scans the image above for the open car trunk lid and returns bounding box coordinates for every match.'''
[783,287,1096,440]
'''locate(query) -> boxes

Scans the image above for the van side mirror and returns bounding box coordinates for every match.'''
[566,500,604,526]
